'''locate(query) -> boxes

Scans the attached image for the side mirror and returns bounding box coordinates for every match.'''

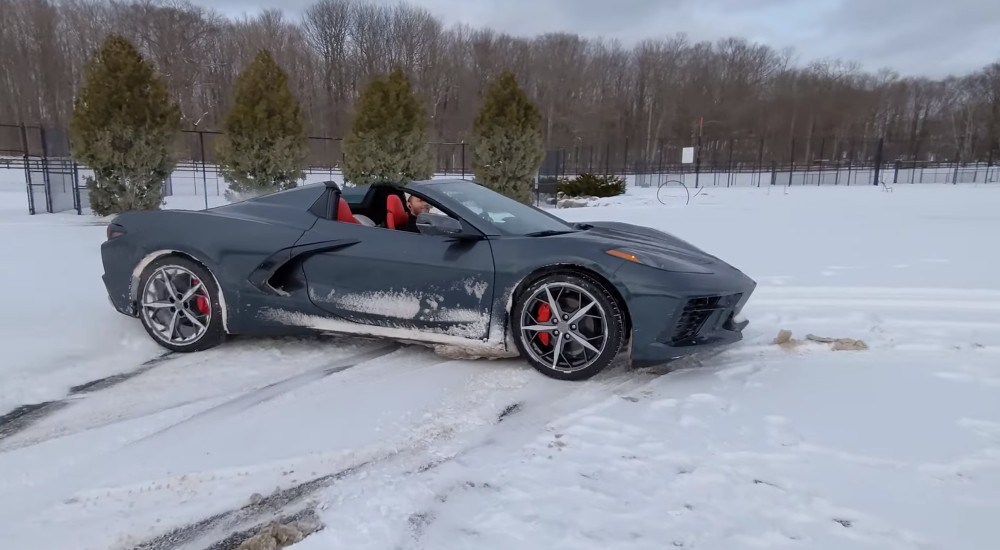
[415,212,474,238]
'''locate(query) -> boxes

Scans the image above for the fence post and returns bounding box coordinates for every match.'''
[726,138,734,187]
[833,139,841,185]
[694,132,702,188]
[622,137,629,177]
[847,138,855,185]
[73,161,82,215]
[604,143,610,178]
[872,137,884,186]
[198,130,208,209]
[788,137,795,186]
[817,138,826,185]
[951,149,965,185]
[756,137,764,187]
[40,126,53,213]
[461,141,466,179]
[657,139,665,185]
[20,123,34,215]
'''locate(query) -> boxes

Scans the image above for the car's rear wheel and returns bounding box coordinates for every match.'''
[511,272,625,381]
[137,256,225,353]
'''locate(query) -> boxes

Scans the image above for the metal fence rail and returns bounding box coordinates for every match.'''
[2,122,996,214]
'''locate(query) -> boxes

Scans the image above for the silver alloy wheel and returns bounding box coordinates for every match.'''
[519,281,609,373]
[140,265,212,346]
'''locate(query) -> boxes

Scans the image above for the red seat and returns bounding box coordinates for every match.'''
[336,197,359,224]
[386,195,409,229]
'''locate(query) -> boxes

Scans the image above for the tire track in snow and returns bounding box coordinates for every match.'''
[129,458,377,550]
[120,356,666,550]
[752,285,1000,300]
[0,352,177,445]
[10,347,740,548]
[68,352,177,395]
[129,343,402,444]
[0,401,69,442]
[0,345,452,549]
[302,362,676,549]
[743,285,1000,352]
[751,285,1000,306]
[0,342,393,452]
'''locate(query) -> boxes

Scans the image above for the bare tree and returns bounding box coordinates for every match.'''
[1,0,998,168]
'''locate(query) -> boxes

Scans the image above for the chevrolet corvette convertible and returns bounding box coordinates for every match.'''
[100,178,756,381]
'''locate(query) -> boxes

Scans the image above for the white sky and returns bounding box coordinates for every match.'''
[199,0,1000,78]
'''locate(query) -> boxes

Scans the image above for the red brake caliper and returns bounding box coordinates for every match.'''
[536,303,551,346]
[192,278,210,315]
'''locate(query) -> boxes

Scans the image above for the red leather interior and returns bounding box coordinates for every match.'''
[386,194,409,229]
[336,197,359,224]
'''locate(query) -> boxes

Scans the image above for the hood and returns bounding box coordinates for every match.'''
[576,220,721,265]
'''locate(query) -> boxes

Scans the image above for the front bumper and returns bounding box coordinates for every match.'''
[100,237,141,317]
[103,272,133,315]
[615,261,756,367]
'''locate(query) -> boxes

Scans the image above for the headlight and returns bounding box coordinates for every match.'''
[606,248,713,274]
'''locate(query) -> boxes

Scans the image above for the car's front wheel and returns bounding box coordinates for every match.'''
[511,272,626,381]
[136,255,225,353]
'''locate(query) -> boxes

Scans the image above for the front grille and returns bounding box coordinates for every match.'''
[669,293,741,345]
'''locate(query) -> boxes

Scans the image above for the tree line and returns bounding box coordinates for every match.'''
[2,0,999,166]
[69,32,544,215]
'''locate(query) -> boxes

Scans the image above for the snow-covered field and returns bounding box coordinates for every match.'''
[1,176,999,550]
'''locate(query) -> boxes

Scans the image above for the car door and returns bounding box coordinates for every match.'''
[296,218,496,340]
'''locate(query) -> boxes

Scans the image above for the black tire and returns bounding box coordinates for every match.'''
[511,271,626,381]
[136,255,226,353]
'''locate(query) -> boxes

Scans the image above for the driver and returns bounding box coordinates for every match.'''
[399,193,430,232]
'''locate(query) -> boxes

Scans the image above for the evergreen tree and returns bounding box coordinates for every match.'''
[69,34,181,216]
[341,67,434,185]
[472,71,545,203]
[215,49,308,201]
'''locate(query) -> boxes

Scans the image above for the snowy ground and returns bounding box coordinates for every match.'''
[0,178,998,550]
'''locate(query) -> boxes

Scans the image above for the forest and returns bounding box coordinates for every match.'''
[2,0,998,168]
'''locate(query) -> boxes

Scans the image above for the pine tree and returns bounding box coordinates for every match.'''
[69,34,181,216]
[215,49,308,201]
[472,71,545,203]
[341,67,434,185]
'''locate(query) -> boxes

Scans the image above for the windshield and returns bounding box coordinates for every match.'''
[428,180,576,236]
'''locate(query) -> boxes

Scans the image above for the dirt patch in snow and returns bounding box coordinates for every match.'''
[130,460,374,550]
[431,343,518,360]
[772,329,799,349]
[772,329,868,351]
[806,334,869,351]
[229,512,322,550]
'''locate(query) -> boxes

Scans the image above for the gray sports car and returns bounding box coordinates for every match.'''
[100,178,756,380]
